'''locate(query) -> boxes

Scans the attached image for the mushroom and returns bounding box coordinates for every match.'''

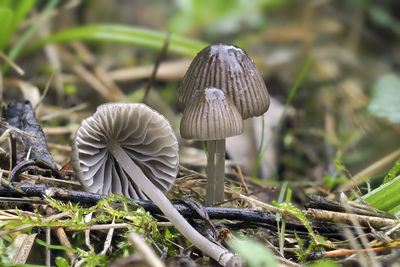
[177,44,270,203]
[71,103,237,266]
[180,88,243,205]
[177,44,270,119]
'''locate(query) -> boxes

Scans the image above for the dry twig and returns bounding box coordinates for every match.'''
[128,232,165,267]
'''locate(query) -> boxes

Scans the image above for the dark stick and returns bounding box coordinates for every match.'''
[10,131,16,169]
[9,159,63,182]
[141,33,170,103]
[2,101,60,172]
[0,184,351,239]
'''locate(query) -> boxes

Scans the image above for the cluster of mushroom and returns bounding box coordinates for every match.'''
[178,44,270,206]
[70,44,269,266]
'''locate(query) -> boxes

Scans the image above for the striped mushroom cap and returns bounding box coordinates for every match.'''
[177,44,270,119]
[180,87,243,140]
[71,103,179,199]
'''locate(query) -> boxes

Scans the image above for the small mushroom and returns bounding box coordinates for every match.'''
[177,44,270,119]
[180,88,243,205]
[71,103,236,266]
[178,44,270,203]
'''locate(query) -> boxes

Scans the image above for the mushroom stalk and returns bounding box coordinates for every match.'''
[205,140,216,206]
[108,142,235,266]
[214,139,226,203]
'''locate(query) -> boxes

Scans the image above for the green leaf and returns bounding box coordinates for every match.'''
[28,24,207,57]
[230,238,277,267]
[55,257,70,267]
[312,234,334,248]
[0,0,36,50]
[368,74,400,123]
[368,6,400,35]
[383,158,400,184]
[169,0,287,36]
[0,1,13,8]
[323,173,347,189]
[308,259,340,267]
[12,0,35,27]
[276,202,313,233]
[0,7,14,50]
[3,0,59,73]
[363,175,400,214]
[35,238,79,253]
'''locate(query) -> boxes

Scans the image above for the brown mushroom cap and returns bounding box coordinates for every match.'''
[180,87,243,140]
[177,44,270,119]
[71,103,179,199]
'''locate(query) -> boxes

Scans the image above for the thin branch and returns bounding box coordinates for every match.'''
[128,232,165,267]
[303,208,397,228]
[0,51,25,75]
[34,72,56,111]
[142,33,170,103]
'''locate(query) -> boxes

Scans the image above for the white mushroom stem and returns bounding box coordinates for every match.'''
[205,140,216,206]
[108,142,236,266]
[214,139,226,203]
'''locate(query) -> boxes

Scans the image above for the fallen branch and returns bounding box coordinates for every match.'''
[0,184,346,238]
[2,101,61,173]
[303,208,397,228]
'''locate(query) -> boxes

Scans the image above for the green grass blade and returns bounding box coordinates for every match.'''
[383,158,400,184]
[363,175,400,214]
[253,54,314,177]
[3,0,59,73]
[27,24,207,57]
[0,0,36,50]
[36,238,79,253]
[12,0,36,30]
[253,115,265,177]
[277,183,290,257]
[0,7,14,50]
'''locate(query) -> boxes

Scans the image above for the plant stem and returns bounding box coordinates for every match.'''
[108,142,236,266]
[215,139,226,203]
[340,147,400,191]
[206,140,216,206]
[253,54,314,176]
[253,116,265,178]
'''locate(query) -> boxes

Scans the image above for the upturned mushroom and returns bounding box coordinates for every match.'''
[71,103,237,266]
[180,87,243,205]
[178,44,270,203]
